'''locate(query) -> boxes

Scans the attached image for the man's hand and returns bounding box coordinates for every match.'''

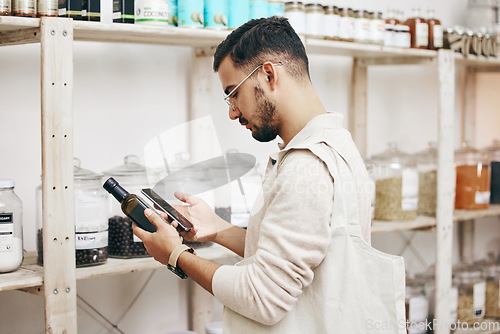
[132,208,182,265]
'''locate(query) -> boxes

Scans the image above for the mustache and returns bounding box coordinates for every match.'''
[239,117,249,125]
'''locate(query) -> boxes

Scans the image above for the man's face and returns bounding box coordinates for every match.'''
[218,57,281,142]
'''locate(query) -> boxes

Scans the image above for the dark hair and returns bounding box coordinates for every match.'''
[213,16,310,81]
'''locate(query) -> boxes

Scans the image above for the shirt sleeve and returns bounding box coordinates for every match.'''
[212,149,334,326]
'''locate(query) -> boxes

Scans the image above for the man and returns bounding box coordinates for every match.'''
[134,17,405,334]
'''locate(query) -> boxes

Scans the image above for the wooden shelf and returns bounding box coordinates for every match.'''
[0,243,237,292]
[371,205,500,234]
[454,319,500,334]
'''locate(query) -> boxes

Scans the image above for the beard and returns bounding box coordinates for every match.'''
[246,85,281,142]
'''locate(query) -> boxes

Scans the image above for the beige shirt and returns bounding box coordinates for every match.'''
[212,112,371,328]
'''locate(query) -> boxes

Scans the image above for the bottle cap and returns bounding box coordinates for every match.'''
[0,179,15,189]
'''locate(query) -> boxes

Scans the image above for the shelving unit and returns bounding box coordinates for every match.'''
[1,16,499,334]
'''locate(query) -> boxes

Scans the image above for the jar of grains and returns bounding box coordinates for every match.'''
[481,262,500,318]
[370,142,419,221]
[103,155,151,258]
[413,142,438,216]
[455,142,491,210]
[454,266,486,324]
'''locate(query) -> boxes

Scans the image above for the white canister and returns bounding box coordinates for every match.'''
[228,0,249,29]
[268,0,284,17]
[284,1,305,35]
[204,0,228,29]
[0,180,23,273]
[178,0,204,28]
[305,2,324,37]
[135,0,169,25]
[168,0,178,26]
[323,4,339,39]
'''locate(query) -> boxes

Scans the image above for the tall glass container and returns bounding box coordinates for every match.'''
[485,139,500,204]
[455,142,490,210]
[103,155,151,258]
[414,142,438,216]
[454,267,486,324]
[405,278,429,334]
[370,142,419,221]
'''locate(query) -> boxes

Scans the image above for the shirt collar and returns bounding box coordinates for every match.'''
[269,112,345,163]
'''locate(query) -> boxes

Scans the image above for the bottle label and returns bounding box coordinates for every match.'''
[402,169,419,211]
[416,22,429,47]
[75,190,108,232]
[135,0,169,24]
[339,16,353,39]
[13,0,35,14]
[433,25,443,48]
[178,0,203,27]
[38,0,58,16]
[408,295,429,333]
[0,213,14,252]
[474,281,486,318]
[204,0,228,29]
[475,191,490,204]
[167,0,177,26]
[76,231,108,250]
[0,0,11,13]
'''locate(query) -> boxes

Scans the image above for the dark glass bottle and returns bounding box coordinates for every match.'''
[103,177,157,233]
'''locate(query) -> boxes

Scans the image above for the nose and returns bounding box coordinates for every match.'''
[229,105,240,120]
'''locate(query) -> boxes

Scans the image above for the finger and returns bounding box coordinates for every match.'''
[174,191,199,206]
[132,222,147,241]
[144,208,167,230]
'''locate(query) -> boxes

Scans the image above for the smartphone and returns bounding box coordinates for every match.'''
[141,188,194,233]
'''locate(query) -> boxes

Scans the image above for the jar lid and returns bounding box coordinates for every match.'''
[454,267,482,283]
[0,179,15,189]
[103,155,147,177]
[413,142,438,165]
[482,264,500,277]
[370,142,414,168]
[455,141,486,165]
[74,158,103,180]
[485,139,500,161]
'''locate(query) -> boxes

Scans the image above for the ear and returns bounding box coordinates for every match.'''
[261,61,279,91]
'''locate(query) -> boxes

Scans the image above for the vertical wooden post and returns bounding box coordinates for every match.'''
[434,50,455,334]
[350,58,368,157]
[458,220,475,265]
[40,17,77,334]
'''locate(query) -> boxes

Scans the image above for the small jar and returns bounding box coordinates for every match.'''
[249,0,268,20]
[13,0,36,17]
[338,6,353,41]
[481,263,500,318]
[384,23,396,47]
[405,278,429,334]
[455,142,491,210]
[368,11,384,44]
[454,267,486,324]
[304,2,324,37]
[103,155,151,258]
[0,180,23,273]
[37,158,108,268]
[0,0,11,15]
[37,0,58,17]
[228,0,250,29]
[485,139,500,204]
[322,4,339,39]
[284,1,306,35]
[370,142,419,221]
[203,0,228,29]
[395,24,411,48]
[413,142,438,216]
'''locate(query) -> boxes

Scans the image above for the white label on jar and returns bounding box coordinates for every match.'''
[402,168,419,211]
[416,22,429,47]
[433,25,443,48]
[75,231,108,250]
[0,213,14,252]
[324,14,340,38]
[75,191,108,232]
[306,12,324,36]
[473,281,486,318]
[285,11,306,35]
[475,191,490,204]
[135,0,169,24]
[408,296,429,334]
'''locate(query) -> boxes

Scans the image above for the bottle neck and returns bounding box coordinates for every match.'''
[110,183,129,203]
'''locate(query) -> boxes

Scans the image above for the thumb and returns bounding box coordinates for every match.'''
[144,208,167,231]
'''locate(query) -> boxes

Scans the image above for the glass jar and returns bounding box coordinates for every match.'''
[37,158,108,268]
[455,142,491,210]
[416,268,459,326]
[370,142,419,221]
[481,262,500,318]
[395,24,411,48]
[304,2,324,37]
[485,139,500,204]
[284,1,306,35]
[353,9,370,43]
[413,142,438,216]
[454,267,486,324]
[405,278,429,334]
[338,6,353,41]
[0,180,23,273]
[322,3,339,40]
[103,155,151,258]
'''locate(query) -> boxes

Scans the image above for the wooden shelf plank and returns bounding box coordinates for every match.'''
[371,216,437,234]
[454,204,500,222]
[0,16,39,31]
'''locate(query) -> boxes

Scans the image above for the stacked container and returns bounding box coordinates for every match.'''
[413,142,438,216]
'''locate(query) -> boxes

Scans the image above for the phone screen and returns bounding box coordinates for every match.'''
[141,188,193,232]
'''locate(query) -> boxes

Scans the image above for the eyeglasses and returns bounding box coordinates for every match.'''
[223,62,282,111]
